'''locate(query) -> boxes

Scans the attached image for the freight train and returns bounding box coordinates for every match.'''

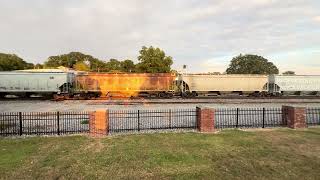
[0,71,319,99]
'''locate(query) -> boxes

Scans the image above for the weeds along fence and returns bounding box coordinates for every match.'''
[0,107,319,136]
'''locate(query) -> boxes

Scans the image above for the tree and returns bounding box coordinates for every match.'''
[90,60,108,72]
[120,59,136,72]
[226,54,279,74]
[282,71,295,75]
[0,53,34,71]
[73,61,90,71]
[136,46,173,73]
[106,59,121,72]
[34,63,44,69]
[44,52,106,70]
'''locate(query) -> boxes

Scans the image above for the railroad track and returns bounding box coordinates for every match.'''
[1,95,320,101]
[1,94,320,103]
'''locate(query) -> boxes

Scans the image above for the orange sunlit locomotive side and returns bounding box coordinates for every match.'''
[74,73,176,98]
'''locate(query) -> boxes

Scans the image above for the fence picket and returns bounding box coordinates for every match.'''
[262,108,265,128]
[57,112,60,135]
[19,112,23,136]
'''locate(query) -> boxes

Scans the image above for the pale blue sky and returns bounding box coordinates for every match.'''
[0,0,319,74]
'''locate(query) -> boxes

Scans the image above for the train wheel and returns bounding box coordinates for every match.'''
[167,93,174,98]
[0,93,6,99]
[158,92,167,98]
[25,92,32,98]
[182,92,192,98]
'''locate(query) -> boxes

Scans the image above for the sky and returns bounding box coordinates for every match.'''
[0,0,319,74]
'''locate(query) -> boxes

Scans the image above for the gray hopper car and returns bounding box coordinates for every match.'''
[268,75,320,96]
[0,72,74,98]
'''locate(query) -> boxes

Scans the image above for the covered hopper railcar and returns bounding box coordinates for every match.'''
[268,75,320,96]
[74,73,176,98]
[0,72,73,98]
[178,74,269,97]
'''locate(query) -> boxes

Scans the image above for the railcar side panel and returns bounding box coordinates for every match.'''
[181,74,268,92]
[75,73,176,97]
[0,72,71,94]
[269,75,320,94]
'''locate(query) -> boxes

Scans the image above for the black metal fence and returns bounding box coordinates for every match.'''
[1,107,319,136]
[0,112,89,136]
[215,108,286,129]
[306,108,320,126]
[109,109,197,134]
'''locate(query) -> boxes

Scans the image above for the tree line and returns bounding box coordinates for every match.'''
[0,46,173,73]
[0,46,295,75]
[0,53,34,71]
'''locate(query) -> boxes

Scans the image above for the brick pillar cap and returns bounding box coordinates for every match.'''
[283,105,305,108]
[95,109,108,112]
[282,105,305,109]
[196,106,213,109]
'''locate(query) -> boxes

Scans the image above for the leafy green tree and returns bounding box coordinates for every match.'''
[73,61,90,71]
[44,49,175,73]
[136,46,173,73]
[90,60,109,72]
[106,59,121,72]
[44,52,106,70]
[0,53,34,71]
[120,59,136,72]
[226,54,279,74]
[282,71,295,75]
[25,63,34,69]
[34,63,44,69]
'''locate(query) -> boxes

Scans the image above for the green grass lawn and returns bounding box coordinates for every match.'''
[1,128,320,180]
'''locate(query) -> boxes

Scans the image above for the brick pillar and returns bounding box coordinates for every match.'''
[196,106,215,132]
[89,110,109,137]
[282,106,306,129]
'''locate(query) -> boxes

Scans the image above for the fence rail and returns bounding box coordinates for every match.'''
[0,112,89,136]
[215,108,286,129]
[306,108,320,126]
[109,109,197,133]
